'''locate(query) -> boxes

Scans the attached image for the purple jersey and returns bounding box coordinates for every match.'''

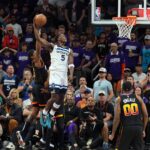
[22,33,35,50]
[117,37,129,48]
[121,40,141,71]
[83,49,96,66]
[105,52,125,80]
[73,47,83,68]
[16,52,30,78]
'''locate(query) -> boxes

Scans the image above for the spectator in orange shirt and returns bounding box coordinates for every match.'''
[76,88,92,109]
[2,26,19,50]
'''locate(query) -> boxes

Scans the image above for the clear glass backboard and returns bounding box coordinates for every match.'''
[91,0,150,25]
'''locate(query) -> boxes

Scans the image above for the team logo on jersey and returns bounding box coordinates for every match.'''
[123,98,135,103]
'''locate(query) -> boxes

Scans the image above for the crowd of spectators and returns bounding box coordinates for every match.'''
[0,0,149,150]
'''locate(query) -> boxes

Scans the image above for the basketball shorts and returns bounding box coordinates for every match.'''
[49,70,68,94]
[32,84,49,108]
[119,126,144,150]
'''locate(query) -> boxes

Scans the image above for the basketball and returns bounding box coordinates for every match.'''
[34,14,47,27]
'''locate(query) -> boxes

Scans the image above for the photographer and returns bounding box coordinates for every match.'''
[79,96,109,150]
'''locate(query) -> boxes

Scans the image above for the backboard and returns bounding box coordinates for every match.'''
[91,0,150,25]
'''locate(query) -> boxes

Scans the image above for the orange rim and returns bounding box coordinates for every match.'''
[113,16,136,25]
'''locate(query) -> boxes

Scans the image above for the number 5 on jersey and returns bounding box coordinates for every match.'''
[6,85,10,91]
[61,55,65,61]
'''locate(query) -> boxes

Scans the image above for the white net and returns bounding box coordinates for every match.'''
[113,16,136,39]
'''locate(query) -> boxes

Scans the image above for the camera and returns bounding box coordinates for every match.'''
[5,97,13,106]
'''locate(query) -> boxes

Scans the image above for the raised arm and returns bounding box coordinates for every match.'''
[35,40,41,58]
[0,47,8,53]
[8,48,17,54]
[33,20,54,51]
[77,9,85,26]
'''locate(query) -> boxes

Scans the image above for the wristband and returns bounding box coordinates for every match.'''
[68,64,75,68]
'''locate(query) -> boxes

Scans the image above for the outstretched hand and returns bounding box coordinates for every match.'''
[33,17,41,36]
[109,134,114,141]
[33,17,36,28]
[33,17,40,29]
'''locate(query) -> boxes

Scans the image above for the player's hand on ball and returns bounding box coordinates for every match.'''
[33,17,40,29]
[109,134,114,141]
[34,14,47,27]
[33,18,37,29]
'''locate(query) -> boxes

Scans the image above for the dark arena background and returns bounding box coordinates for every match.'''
[0,0,149,150]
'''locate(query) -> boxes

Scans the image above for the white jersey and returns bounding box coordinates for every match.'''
[49,45,70,72]
[49,45,70,90]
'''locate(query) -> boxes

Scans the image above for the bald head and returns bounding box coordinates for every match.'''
[110,42,118,47]
[110,42,118,53]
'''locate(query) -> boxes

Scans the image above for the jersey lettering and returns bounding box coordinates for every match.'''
[6,85,10,91]
[50,45,70,71]
[123,103,139,116]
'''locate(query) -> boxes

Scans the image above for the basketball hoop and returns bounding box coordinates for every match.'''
[113,16,136,39]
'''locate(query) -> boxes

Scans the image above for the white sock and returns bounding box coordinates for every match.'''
[42,109,48,115]
[49,109,56,116]
[49,143,54,148]
[53,102,60,109]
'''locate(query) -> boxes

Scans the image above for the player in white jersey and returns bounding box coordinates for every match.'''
[33,21,74,130]
[49,44,71,90]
